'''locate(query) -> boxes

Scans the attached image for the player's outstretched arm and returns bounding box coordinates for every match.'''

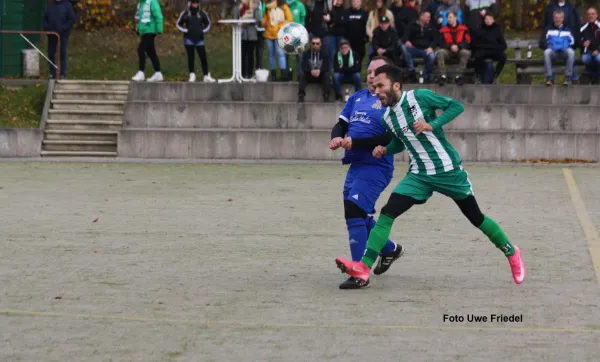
[347,132,393,150]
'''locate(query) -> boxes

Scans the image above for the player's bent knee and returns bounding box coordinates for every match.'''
[344,199,367,220]
[380,193,420,219]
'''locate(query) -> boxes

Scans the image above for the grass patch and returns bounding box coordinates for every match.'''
[0,83,47,128]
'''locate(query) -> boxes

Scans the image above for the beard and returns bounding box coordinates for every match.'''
[379,89,399,106]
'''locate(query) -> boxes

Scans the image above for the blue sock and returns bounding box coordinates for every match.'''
[367,216,397,255]
[346,218,368,261]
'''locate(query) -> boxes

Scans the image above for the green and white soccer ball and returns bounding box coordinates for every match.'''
[277,22,310,55]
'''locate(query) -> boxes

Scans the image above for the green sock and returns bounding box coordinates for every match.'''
[478,215,515,257]
[361,214,395,268]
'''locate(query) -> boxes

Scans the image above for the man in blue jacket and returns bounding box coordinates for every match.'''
[540,9,576,86]
[43,0,76,79]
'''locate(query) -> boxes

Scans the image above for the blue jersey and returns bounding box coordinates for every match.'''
[339,89,394,168]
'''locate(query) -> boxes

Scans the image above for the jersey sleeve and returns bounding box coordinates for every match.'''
[339,93,356,123]
[415,88,464,130]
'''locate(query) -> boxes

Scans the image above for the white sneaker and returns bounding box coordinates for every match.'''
[131,71,145,81]
[203,73,216,83]
[188,73,196,82]
[148,72,163,82]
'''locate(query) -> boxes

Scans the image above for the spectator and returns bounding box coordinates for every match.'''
[436,11,471,85]
[233,0,262,80]
[401,11,437,82]
[426,0,441,20]
[465,0,498,30]
[367,0,395,47]
[42,0,75,80]
[298,35,331,102]
[132,0,164,82]
[433,0,463,28]
[346,0,369,64]
[389,0,403,21]
[177,0,215,83]
[256,0,267,71]
[333,39,362,101]
[371,15,399,63]
[325,0,348,73]
[306,0,331,41]
[396,0,419,28]
[540,9,576,85]
[580,7,600,84]
[263,0,293,81]
[286,0,307,80]
[471,13,506,84]
[542,0,580,43]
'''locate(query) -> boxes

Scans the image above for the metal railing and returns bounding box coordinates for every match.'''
[0,30,61,77]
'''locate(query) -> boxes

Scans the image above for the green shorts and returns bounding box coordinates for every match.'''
[393,166,474,201]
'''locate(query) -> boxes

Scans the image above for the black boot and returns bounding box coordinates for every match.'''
[270,70,277,82]
[280,69,289,82]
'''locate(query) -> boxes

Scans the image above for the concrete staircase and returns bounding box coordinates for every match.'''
[42,80,129,157]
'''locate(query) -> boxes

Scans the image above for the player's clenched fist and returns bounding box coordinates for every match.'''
[341,137,352,150]
[329,137,344,150]
[373,146,387,158]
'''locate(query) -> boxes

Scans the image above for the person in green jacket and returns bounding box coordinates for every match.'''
[132,0,164,82]
[285,0,307,80]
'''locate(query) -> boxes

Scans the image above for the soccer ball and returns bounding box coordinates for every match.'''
[277,22,310,55]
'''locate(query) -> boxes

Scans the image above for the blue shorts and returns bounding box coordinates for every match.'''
[343,164,393,215]
[184,39,205,47]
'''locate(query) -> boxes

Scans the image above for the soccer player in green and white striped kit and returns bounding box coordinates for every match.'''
[335,64,526,285]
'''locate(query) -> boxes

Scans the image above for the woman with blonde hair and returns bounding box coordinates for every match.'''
[262,0,293,81]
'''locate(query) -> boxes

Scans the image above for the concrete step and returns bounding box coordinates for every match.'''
[44,130,118,141]
[129,82,600,105]
[41,150,118,157]
[123,101,600,132]
[118,128,600,162]
[42,139,117,152]
[46,120,123,130]
[55,80,130,92]
[52,100,125,112]
[53,90,129,101]
[48,109,124,121]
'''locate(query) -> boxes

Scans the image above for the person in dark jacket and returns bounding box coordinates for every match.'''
[346,0,369,64]
[333,40,362,101]
[306,0,330,39]
[324,0,348,73]
[371,16,399,63]
[395,0,419,28]
[42,0,75,79]
[471,13,506,83]
[436,10,471,85]
[400,11,437,82]
[389,0,403,20]
[177,0,215,82]
[298,35,331,102]
[580,7,600,83]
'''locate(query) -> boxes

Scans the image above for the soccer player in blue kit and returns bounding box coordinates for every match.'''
[328,56,404,290]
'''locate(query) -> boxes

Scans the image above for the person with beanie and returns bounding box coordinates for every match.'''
[471,12,506,83]
[42,0,75,79]
[333,39,362,101]
[263,0,293,81]
[132,0,164,82]
[177,0,216,83]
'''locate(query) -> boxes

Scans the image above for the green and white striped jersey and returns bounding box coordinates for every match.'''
[381,89,465,176]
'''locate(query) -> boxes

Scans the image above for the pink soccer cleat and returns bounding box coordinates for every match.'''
[508,246,526,284]
[335,258,371,282]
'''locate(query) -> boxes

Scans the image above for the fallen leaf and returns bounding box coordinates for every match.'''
[54,296,62,299]
[93,218,99,223]
[94,250,100,253]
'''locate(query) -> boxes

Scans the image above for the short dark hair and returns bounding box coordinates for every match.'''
[374,64,403,87]
[370,55,394,65]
